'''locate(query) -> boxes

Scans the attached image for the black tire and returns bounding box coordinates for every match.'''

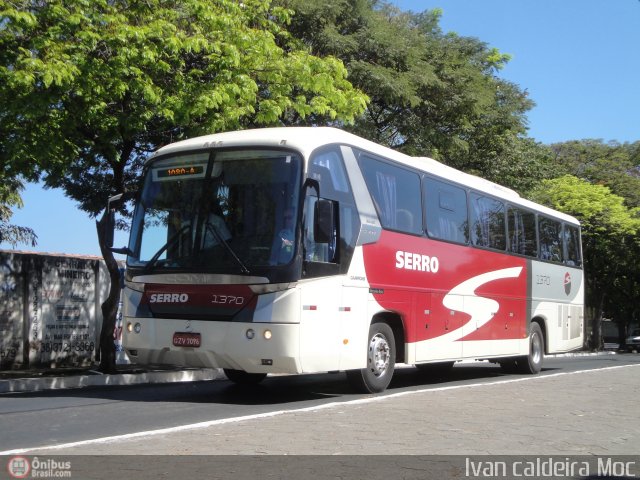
[516,322,544,374]
[347,322,396,393]
[223,369,267,385]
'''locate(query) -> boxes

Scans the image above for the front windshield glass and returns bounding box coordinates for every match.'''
[127,149,302,273]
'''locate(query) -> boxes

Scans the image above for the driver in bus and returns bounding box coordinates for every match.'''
[273,208,295,264]
[203,204,232,249]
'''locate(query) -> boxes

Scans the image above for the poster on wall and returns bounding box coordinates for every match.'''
[0,253,24,369]
[28,255,99,368]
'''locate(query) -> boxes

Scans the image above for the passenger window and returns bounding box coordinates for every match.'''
[423,177,468,244]
[507,207,537,257]
[309,150,350,196]
[470,193,506,250]
[563,224,582,267]
[358,155,423,235]
[538,217,563,263]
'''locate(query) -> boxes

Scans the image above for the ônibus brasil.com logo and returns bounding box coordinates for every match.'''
[7,456,72,478]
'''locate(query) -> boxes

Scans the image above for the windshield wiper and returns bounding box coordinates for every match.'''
[204,222,250,274]
[143,224,191,272]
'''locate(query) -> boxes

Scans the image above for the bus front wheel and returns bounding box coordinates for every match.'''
[347,322,396,393]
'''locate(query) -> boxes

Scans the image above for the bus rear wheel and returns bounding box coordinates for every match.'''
[516,322,544,374]
[223,369,267,385]
[347,322,396,394]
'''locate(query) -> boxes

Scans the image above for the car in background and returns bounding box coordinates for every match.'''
[625,329,640,352]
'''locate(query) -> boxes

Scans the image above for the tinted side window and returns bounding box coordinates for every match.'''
[305,148,360,270]
[539,216,563,263]
[358,155,423,235]
[564,224,582,267]
[309,149,351,197]
[424,177,468,244]
[507,207,537,257]
[470,193,506,250]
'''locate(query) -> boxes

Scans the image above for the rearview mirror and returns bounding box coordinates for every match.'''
[314,199,335,244]
[103,194,125,248]
[104,211,116,248]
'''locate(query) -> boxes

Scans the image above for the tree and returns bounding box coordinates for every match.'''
[529,175,640,349]
[550,140,640,208]
[0,0,367,372]
[0,180,37,248]
[549,140,640,343]
[276,0,552,193]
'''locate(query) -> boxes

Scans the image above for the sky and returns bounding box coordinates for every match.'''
[2,0,639,257]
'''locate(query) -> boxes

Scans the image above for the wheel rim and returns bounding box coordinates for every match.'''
[531,331,542,365]
[368,332,390,377]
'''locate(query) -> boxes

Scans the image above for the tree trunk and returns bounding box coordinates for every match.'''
[96,212,120,374]
[592,292,605,352]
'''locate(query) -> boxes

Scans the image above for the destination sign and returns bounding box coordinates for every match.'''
[156,165,205,179]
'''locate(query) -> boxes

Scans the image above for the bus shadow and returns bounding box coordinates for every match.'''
[1,363,561,407]
[388,363,560,391]
[215,362,563,404]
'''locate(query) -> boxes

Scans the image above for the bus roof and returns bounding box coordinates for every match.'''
[152,127,580,226]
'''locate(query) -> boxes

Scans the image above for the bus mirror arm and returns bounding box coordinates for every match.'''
[110,246,134,256]
[107,193,124,209]
[303,178,320,198]
[101,194,124,249]
[104,193,128,249]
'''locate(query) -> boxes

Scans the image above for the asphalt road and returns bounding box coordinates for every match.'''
[1,353,639,456]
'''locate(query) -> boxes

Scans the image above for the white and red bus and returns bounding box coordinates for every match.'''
[120,127,584,393]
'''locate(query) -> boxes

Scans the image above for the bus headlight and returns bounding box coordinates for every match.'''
[127,322,142,334]
[245,329,255,340]
[263,329,272,340]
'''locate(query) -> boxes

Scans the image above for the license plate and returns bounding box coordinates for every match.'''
[172,332,201,348]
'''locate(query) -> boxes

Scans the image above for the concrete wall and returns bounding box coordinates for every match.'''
[0,250,110,370]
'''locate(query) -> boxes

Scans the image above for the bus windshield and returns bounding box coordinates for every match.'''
[127,149,302,273]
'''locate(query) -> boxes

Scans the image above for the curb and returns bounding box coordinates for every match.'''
[0,368,224,394]
[0,351,620,394]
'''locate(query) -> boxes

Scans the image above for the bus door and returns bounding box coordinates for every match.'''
[299,276,342,372]
[298,181,342,372]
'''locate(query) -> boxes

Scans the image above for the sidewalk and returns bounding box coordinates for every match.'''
[0,365,222,394]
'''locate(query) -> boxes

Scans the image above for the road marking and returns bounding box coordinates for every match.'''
[2,363,639,455]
